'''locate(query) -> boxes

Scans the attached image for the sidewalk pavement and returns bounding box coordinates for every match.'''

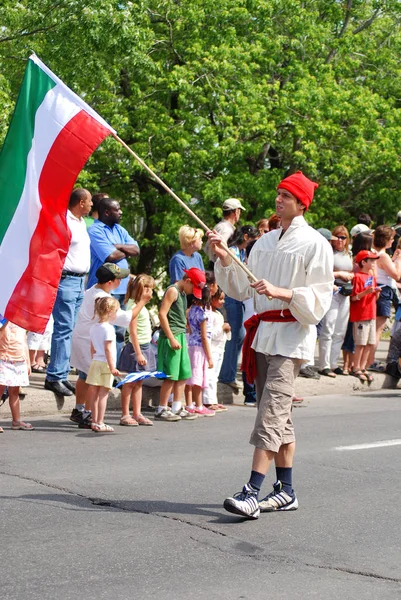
[1,339,399,420]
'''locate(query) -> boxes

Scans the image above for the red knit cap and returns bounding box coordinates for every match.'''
[277,171,319,210]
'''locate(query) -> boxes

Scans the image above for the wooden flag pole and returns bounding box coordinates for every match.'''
[112,133,258,283]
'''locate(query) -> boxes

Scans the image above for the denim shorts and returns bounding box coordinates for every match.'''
[377,285,394,318]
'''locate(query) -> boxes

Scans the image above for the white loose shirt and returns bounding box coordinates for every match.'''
[70,285,131,374]
[214,216,334,362]
[64,210,91,273]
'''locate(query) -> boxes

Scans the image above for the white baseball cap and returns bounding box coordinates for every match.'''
[350,223,370,237]
[222,198,246,211]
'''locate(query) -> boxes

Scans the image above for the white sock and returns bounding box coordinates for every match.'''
[156,406,167,414]
[172,401,182,413]
[75,404,85,412]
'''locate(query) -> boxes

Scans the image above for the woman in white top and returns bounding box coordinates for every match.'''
[369,226,401,368]
[319,226,353,377]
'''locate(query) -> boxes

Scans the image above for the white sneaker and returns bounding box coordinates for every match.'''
[172,407,197,420]
[154,408,181,422]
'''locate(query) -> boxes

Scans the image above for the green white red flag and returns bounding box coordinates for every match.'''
[0,54,115,333]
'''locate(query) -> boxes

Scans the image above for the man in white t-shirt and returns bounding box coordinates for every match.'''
[204,198,245,267]
[45,188,92,397]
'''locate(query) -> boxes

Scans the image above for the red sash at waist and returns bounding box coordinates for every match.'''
[241,309,297,384]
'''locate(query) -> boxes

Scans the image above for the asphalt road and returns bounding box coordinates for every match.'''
[1,391,401,600]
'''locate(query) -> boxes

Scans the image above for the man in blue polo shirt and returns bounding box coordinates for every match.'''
[87,197,139,355]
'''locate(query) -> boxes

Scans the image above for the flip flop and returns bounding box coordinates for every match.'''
[351,369,367,382]
[134,414,153,426]
[119,415,138,427]
[11,421,34,430]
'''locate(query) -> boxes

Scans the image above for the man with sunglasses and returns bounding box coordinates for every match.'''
[208,172,333,519]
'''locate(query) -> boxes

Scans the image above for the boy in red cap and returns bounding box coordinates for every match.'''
[156,268,206,421]
[208,171,333,519]
[350,250,381,382]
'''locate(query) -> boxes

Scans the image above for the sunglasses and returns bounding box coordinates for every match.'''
[336,235,347,240]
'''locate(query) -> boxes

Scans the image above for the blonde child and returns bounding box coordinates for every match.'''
[86,297,121,432]
[117,274,155,427]
[186,286,215,417]
[203,286,230,412]
[157,268,205,421]
[0,320,34,432]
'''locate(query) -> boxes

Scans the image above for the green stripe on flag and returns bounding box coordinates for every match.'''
[0,60,56,244]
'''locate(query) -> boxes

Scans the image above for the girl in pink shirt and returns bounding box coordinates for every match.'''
[0,320,33,432]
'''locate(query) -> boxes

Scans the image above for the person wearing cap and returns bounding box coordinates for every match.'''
[367,225,401,370]
[69,263,151,427]
[87,197,140,357]
[350,223,371,238]
[156,268,207,421]
[318,226,354,377]
[349,250,381,382]
[208,171,333,519]
[390,210,401,255]
[44,188,93,397]
[204,198,246,267]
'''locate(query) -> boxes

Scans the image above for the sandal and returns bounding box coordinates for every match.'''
[134,414,153,426]
[120,415,138,427]
[351,369,367,382]
[342,369,349,376]
[92,422,114,432]
[31,365,47,373]
[363,370,374,383]
[318,368,336,378]
[11,421,34,430]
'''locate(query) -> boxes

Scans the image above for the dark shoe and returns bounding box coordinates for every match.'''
[0,387,8,407]
[318,368,336,378]
[299,366,320,380]
[78,415,92,429]
[18,387,27,399]
[220,381,240,394]
[44,379,73,396]
[333,367,344,375]
[62,380,76,393]
[70,408,84,424]
[244,398,256,407]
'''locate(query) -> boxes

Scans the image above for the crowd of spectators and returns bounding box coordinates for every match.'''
[2,195,401,433]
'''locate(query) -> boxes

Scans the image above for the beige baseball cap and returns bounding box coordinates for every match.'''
[222,198,246,211]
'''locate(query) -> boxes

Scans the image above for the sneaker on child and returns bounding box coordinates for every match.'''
[172,407,198,420]
[194,405,215,417]
[154,408,181,422]
[223,484,260,519]
[258,480,299,512]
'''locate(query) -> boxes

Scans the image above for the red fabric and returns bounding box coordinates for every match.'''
[277,171,318,210]
[241,309,297,384]
[349,272,377,322]
[5,110,111,333]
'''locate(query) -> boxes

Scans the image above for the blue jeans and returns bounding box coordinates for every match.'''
[112,293,126,361]
[218,296,245,383]
[47,275,85,381]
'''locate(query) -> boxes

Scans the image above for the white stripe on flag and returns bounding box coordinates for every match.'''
[116,371,169,387]
[0,85,81,315]
[30,55,115,133]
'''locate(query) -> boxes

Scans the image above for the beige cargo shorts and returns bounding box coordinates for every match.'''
[249,353,302,453]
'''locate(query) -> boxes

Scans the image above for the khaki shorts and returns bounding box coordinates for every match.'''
[86,360,113,389]
[250,353,302,453]
[353,319,376,346]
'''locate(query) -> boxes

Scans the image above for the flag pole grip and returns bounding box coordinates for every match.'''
[112,133,258,283]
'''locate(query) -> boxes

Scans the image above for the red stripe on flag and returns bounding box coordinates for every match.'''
[5,110,110,333]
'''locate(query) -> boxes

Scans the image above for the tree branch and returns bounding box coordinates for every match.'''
[353,8,382,34]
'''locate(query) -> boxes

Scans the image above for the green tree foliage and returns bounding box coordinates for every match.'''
[2,1,401,277]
